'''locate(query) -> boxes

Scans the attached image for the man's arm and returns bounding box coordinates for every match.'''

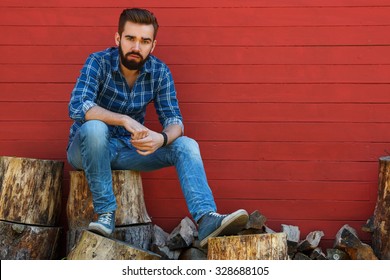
[85,105,149,140]
[86,105,182,154]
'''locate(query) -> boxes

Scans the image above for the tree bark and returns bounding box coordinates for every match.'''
[67,170,151,229]
[207,233,288,260]
[0,156,63,226]
[67,230,160,260]
[372,156,390,259]
[66,224,153,254]
[0,220,61,260]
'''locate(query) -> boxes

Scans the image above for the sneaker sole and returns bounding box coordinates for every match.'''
[199,209,249,247]
[88,223,113,237]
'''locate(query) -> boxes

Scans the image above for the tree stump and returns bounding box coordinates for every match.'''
[66,170,153,255]
[207,233,288,260]
[67,170,151,228]
[66,223,153,254]
[67,230,160,260]
[0,220,61,260]
[0,156,63,226]
[372,156,390,259]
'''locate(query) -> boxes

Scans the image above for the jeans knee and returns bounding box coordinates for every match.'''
[172,136,201,157]
[79,120,109,149]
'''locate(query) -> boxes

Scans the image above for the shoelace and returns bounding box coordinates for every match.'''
[98,213,113,224]
[208,212,227,218]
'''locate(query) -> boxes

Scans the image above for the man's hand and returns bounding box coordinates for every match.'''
[122,117,150,140]
[130,130,164,156]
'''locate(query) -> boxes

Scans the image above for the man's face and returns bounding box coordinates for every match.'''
[116,21,156,71]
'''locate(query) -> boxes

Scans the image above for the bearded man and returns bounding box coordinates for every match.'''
[67,8,248,247]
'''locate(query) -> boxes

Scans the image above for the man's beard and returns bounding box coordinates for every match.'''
[118,44,150,71]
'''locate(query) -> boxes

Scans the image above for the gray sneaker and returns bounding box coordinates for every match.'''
[88,211,115,237]
[198,209,249,247]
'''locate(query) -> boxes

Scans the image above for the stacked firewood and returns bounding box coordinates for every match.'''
[150,210,378,260]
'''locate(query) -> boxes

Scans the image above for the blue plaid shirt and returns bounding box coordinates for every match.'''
[68,47,183,147]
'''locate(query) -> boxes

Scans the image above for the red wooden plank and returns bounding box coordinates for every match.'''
[197,141,389,162]
[157,46,390,65]
[142,178,372,201]
[7,139,382,164]
[4,101,390,123]
[2,26,390,46]
[144,198,374,220]
[142,160,378,181]
[2,83,390,104]
[0,102,68,121]
[170,65,390,84]
[184,122,390,142]
[174,84,390,103]
[2,7,390,26]
[3,121,390,142]
[177,103,390,123]
[2,64,390,83]
[1,0,389,8]
[0,83,72,102]
[0,121,71,140]
[3,45,390,65]
[0,140,68,159]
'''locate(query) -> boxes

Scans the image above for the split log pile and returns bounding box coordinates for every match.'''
[148,210,380,260]
[0,156,63,259]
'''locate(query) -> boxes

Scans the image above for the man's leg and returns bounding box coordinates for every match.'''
[112,136,248,246]
[67,120,117,235]
[113,136,216,221]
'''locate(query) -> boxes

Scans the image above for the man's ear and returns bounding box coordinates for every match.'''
[151,40,157,53]
[115,32,120,46]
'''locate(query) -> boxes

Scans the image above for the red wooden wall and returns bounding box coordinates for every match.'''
[1,0,390,251]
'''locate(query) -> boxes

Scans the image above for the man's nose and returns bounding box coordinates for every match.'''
[132,41,141,51]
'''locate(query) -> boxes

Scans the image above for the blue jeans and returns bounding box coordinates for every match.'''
[67,120,217,222]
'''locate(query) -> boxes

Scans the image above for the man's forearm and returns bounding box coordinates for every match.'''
[85,105,149,140]
[85,105,128,126]
[162,124,183,146]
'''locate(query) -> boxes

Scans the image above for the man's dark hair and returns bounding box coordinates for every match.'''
[118,8,159,39]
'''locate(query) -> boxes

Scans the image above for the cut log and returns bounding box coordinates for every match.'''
[310,247,328,260]
[207,233,288,260]
[326,248,350,260]
[67,170,151,229]
[362,215,374,233]
[245,210,267,230]
[67,230,160,260]
[372,156,390,259]
[297,230,324,252]
[293,252,312,260]
[0,156,63,226]
[66,223,153,254]
[0,220,61,260]
[179,247,207,260]
[167,217,197,250]
[334,224,377,260]
[150,224,181,260]
[282,224,300,257]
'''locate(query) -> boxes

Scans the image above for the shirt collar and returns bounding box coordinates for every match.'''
[112,47,153,74]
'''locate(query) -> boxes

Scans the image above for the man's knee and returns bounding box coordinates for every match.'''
[80,120,108,136]
[79,120,110,148]
[172,136,201,156]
